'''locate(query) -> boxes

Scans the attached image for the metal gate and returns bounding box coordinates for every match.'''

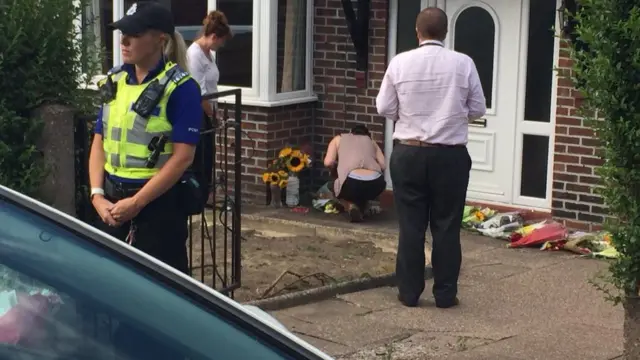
[188,89,243,299]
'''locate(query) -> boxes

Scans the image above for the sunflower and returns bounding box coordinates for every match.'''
[286,151,306,172]
[269,172,281,184]
[301,153,311,165]
[278,179,288,189]
[262,172,271,183]
[278,170,289,179]
[279,147,293,158]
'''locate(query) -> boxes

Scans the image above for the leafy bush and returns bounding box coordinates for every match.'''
[0,0,102,196]
[570,1,640,301]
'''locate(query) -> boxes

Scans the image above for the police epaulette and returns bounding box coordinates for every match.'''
[107,65,124,76]
[167,65,189,84]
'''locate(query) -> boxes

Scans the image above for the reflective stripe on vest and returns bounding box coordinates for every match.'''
[101,62,191,180]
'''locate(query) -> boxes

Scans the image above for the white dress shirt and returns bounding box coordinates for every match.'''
[376,40,487,145]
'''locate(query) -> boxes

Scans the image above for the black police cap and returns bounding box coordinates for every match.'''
[109,1,174,36]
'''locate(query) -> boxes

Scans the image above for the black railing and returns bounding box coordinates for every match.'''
[188,89,242,298]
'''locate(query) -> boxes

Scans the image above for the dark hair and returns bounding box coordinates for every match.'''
[203,10,232,39]
[416,7,448,40]
[350,125,371,137]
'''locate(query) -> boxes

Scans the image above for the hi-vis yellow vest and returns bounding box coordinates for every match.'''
[99,62,191,180]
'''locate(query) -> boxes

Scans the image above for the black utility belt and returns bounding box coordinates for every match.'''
[103,173,205,216]
[104,176,144,199]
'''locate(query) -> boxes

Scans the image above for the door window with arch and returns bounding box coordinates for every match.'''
[452,5,497,111]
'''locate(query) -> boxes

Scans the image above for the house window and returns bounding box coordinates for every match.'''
[276,0,307,93]
[393,0,421,55]
[81,0,315,106]
[215,0,254,88]
[453,6,496,110]
[523,0,556,123]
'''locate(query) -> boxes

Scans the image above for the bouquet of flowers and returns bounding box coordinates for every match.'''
[262,147,310,189]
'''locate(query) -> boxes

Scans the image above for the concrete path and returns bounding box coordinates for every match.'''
[270,233,624,359]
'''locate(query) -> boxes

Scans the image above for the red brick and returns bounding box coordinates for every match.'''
[554,154,580,164]
[568,127,595,137]
[581,156,604,167]
[566,165,593,175]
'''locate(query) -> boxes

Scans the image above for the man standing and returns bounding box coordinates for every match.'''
[376,7,486,308]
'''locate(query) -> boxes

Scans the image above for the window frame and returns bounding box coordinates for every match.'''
[0,186,330,360]
[78,0,316,106]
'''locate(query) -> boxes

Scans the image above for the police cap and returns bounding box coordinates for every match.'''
[109,1,175,36]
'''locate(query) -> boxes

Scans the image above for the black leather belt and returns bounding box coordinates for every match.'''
[104,176,143,199]
[399,140,465,148]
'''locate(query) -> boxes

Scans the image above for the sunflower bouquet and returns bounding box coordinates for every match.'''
[262,146,311,189]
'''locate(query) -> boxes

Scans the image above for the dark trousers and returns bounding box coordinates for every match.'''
[338,176,386,207]
[96,185,189,274]
[192,114,214,202]
[390,144,471,304]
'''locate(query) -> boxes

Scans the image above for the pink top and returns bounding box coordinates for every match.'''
[376,40,487,145]
[333,133,382,196]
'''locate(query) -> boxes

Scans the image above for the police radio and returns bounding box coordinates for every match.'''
[145,135,168,168]
[99,76,117,103]
[132,78,166,118]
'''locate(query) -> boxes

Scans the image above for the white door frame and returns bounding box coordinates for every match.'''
[385,0,434,188]
[510,0,560,210]
[384,0,559,211]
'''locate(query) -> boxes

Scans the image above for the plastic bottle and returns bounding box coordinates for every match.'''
[286,174,300,207]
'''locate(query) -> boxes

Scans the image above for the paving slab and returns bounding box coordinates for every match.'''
[441,323,622,360]
[337,331,493,360]
[458,232,506,255]
[338,286,401,312]
[272,298,372,323]
[465,245,577,268]
[271,304,414,350]
[458,260,531,287]
[496,257,623,331]
[297,334,355,357]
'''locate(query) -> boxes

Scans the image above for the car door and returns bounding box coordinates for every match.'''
[0,186,332,360]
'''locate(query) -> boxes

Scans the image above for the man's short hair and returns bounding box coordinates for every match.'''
[416,7,448,40]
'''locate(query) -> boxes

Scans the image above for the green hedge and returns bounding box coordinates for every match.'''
[0,0,101,196]
[570,1,640,300]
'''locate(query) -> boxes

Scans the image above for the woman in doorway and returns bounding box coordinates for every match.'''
[186,11,232,201]
[324,125,387,222]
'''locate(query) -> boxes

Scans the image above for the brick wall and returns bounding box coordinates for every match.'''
[312,0,388,183]
[551,39,606,231]
[215,102,315,203]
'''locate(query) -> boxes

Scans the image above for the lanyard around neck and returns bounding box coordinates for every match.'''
[419,42,444,48]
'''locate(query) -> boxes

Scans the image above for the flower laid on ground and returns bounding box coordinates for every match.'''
[262,146,311,188]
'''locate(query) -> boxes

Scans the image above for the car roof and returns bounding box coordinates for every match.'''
[0,185,333,360]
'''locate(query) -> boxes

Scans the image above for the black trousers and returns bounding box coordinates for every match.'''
[192,114,215,202]
[96,185,189,274]
[390,144,471,304]
[338,176,386,207]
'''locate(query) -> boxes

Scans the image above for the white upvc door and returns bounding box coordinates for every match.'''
[443,0,523,205]
[385,0,530,207]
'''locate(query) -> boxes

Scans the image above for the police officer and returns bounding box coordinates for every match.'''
[88,1,203,274]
